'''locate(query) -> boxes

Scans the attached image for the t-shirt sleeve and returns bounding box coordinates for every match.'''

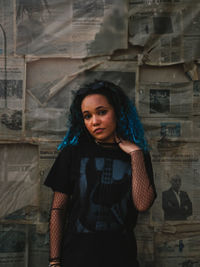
[44,146,73,195]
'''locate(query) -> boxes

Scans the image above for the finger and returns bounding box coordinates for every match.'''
[114,134,121,144]
[114,133,119,142]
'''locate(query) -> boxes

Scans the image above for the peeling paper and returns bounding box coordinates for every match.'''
[0,144,39,219]
[129,1,200,65]
[16,0,128,58]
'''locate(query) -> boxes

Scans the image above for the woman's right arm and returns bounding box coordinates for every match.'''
[49,191,68,267]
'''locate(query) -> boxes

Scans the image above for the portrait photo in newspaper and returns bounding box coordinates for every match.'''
[162,175,193,221]
[151,142,200,224]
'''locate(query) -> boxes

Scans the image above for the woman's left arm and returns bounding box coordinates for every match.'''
[130,149,155,211]
[117,139,156,212]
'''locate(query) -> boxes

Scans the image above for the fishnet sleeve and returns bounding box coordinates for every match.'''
[49,191,68,264]
[130,150,156,211]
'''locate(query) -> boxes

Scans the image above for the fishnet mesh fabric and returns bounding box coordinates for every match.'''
[130,150,154,211]
[49,191,68,262]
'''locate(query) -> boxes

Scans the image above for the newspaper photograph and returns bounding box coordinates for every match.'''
[0,224,28,267]
[142,118,193,141]
[0,144,39,220]
[155,232,200,267]
[129,1,200,65]
[137,82,193,117]
[150,142,200,225]
[26,59,137,140]
[16,0,128,58]
[0,0,14,55]
[0,57,25,139]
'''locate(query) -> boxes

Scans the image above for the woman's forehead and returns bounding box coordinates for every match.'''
[81,94,111,110]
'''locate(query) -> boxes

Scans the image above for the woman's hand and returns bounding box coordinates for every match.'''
[115,135,141,154]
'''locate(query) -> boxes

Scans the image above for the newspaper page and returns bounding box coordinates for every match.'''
[135,224,155,267]
[150,141,200,225]
[182,5,200,62]
[137,82,193,117]
[0,57,25,139]
[137,210,152,225]
[139,64,189,84]
[193,117,200,142]
[142,117,193,141]
[193,80,200,114]
[0,144,39,220]
[39,142,59,222]
[129,1,200,65]
[16,0,128,58]
[155,232,200,267]
[26,59,138,140]
[0,224,28,267]
[28,224,49,267]
[0,0,14,55]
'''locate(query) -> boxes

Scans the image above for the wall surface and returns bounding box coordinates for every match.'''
[0,0,200,266]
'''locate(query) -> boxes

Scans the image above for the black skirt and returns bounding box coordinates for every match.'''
[61,232,140,267]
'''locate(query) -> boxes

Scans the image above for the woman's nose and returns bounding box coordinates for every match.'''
[92,115,100,125]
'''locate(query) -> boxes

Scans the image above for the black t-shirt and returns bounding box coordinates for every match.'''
[44,140,155,234]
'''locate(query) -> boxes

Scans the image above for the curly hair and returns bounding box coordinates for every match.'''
[58,80,149,151]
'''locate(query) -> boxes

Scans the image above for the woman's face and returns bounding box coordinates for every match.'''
[81,94,117,143]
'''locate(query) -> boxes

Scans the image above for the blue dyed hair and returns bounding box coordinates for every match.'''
[58,80,149,151]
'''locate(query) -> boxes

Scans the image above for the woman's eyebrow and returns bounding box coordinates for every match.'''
[82,110,89,114]
[95,106,108,110]
[82,106,108,114]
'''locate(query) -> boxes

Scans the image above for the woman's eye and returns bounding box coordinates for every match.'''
[98,110,107,115]
[83,114,91,120]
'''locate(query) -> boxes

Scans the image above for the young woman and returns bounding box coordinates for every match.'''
[44,80,156,267]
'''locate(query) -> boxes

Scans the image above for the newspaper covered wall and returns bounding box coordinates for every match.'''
[142,117,193,141]
[0,57,25,140]
[0,0,14,55]
[150,141,200,225]
[137,82,193,117]
[0,223,49,267]
[0,0,199,266]
[129,0,200,65]
[136,65,194,118]
[137,65,200,142]
[0,224,28,267]
[0,144,39,220]
[39,142,59,221]
[135,224,155,267]
[28,225,49,267]
[155,232,200,266]
[16,0,128,58]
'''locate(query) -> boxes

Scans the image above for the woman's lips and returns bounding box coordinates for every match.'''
[94,128,104,134]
